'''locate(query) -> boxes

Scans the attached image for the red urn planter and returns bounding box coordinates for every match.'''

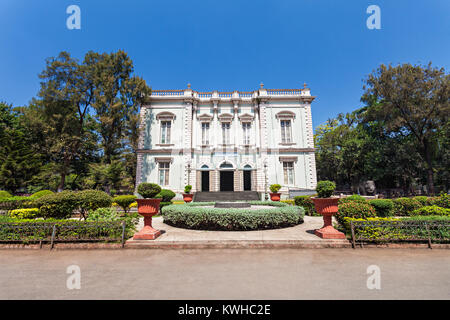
[133,198,162,240]
[183,193,193,203]
[311,197,346,239]
[270,193,281,201]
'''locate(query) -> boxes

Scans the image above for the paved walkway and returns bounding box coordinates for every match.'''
[1,249,449,299]
[126,216,350,248]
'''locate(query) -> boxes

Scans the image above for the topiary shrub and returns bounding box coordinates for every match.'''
[336,201,376,226]
[184,185,192,194]
[158,189,176,202]
[393,197,422,216]
[369,199,394,217]
[269,184,282,193]
[34,191,80,219]
[31,190,54,199]
[113,195,137,214]
[0,191,12,198]
[294,195,316,215]
[9,208,40,219]
[137,183,161,199]
[77,190,113,219]
[315,181,336,198]
[411,205,450,217]
[338,194,367,205]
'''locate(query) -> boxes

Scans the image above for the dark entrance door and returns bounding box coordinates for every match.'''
[220,171,234,191]
[243,170,251,191]
[201,171,210,192]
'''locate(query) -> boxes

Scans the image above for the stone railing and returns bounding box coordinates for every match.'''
[266,89,303,96]
[152,90,185,96]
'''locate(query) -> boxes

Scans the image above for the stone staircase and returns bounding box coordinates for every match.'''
[193,191,260,202]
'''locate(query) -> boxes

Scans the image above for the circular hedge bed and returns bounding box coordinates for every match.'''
[161,201,304,231]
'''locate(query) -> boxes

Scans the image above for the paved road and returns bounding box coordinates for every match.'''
[0,249,449,299]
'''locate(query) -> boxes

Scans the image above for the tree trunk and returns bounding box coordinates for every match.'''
[57,171,65,192]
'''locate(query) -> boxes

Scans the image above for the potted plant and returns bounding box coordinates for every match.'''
[311,180,345,239]
[269,184,282,201]
[183,185,193,203]
[133,182,162,240]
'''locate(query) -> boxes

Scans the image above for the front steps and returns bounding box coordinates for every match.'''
[193,191,260,202]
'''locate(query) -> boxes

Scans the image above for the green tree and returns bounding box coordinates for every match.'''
[362,63,449,194]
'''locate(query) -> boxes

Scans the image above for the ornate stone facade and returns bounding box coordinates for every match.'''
[136,84,317,198]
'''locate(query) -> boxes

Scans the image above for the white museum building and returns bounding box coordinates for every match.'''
[135,83,317,199]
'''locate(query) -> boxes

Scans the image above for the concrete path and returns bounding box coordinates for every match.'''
[126,216,350,248]
[0,249,449,299]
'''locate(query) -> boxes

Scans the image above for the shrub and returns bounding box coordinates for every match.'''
[411,205,450,217]
[113,195,137,214]
[393,198,422,216]
[413,196,431,206]
[435,192,450,209]
[336,201,376,225]
[369,199,394,217]
[137,183,161,199]
[338,194,366,205]
[294,196,316,215]
[34,191,79,219]
[158,189,176,202]
[159,201,173,212]
[281,199,295,205]
[31,190,54,199]
[87,207,121,221]
[0,191,12,198]
[77,190,113,219]
[184,185,192,194]
[162,202,304,231]
[9,208,40,219]
[316,181,336,198]
[269,184,282,193]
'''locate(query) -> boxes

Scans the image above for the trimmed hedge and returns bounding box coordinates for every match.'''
[411,205,450,217]
[31,190,54,198]
[161,202,304,231]
[158,189,176,202]
[393,198,422,216]
[369,199,394,217]
[338,194,367,205]
[9,208,40,219]
[113,195,137,213]
[0,191,12,198]
[294,196,316,215]
[336,201,376,226]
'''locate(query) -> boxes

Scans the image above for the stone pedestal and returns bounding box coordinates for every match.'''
[314,213,346,239]
[133,216,161,240]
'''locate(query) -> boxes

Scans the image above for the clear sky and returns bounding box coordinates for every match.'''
[0,0,449,129]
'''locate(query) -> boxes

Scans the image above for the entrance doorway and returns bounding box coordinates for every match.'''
[201,171,210,192]
[243,170,252,191]
[220,171,234,191]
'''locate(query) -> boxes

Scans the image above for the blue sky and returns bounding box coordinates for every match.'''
[0,0,449,129]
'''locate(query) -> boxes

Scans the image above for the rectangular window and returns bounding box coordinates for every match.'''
[280,120,292,143]
[201,122,210,145]
[222,122,230,145]
[159,162,170,186]
[283,162,294,185]
[160,121,171,144]
[242,122,251,145]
